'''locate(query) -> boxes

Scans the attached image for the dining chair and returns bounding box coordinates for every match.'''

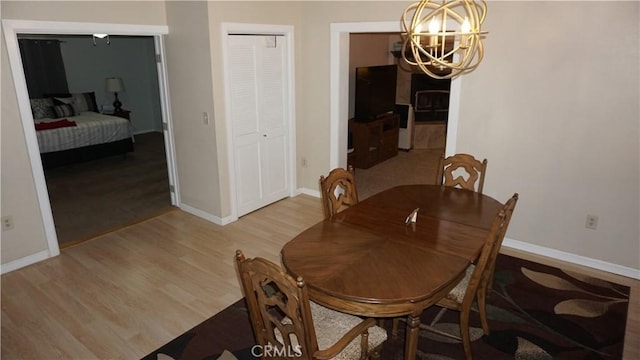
[235,250,387,360]
[320,165,359,219]
[392,193,518,359]
[436,153,488,193]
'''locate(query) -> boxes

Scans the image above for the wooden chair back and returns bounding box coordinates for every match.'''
[235,250,384,360]
[319,165,359,219]
[436,153,488,193]
[235,250,318,360]
[463,193,519,306]
[390,194,519,359]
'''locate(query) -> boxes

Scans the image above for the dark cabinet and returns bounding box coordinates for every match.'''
[349,114,399,169]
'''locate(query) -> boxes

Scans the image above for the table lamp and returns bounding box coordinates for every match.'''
[105,77,125,112]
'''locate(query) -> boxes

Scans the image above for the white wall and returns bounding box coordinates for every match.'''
[455,2,639,269]
[1,37,49,263]
[164,1,221,216]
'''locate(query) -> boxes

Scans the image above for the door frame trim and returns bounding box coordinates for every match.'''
[221,23,296,221]
[2,19,173,270]
[154,35,181,206]
[329,21,461,169]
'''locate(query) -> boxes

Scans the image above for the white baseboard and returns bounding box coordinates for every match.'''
[297,187,320,198]
[1,250,51,274]
[503,238,640,280]
[178,203,235,226]
[179,190,323,227]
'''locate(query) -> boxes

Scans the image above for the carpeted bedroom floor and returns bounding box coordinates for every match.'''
[44,132,174,246]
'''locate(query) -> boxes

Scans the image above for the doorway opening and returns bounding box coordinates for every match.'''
[333,25,457,198]
[17,33,174,247]
[3,20,176,262]
[329,21,461,171]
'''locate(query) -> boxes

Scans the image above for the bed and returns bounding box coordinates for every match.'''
[30,93,134,169]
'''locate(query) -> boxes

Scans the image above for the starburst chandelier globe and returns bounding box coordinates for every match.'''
[401,0,487,79]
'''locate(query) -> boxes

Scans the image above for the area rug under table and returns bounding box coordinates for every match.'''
[143,254,630,360]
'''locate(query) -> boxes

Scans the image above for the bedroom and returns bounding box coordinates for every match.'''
[20,33,174,246]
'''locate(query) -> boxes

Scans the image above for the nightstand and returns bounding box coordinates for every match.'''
[104,109,131,121]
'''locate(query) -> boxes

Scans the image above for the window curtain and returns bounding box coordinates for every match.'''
[18,38,69,99]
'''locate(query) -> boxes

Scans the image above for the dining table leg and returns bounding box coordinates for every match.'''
[404,312,421,360]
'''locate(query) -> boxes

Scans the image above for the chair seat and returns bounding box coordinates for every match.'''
[446,264,475,303]
[282,301,387,360]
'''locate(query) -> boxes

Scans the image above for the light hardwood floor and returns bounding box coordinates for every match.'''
[1,195,638,359]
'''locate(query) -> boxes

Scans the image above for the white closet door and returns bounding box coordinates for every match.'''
[228,35,289,216]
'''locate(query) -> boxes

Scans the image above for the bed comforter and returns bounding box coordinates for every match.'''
[35,111,133,154]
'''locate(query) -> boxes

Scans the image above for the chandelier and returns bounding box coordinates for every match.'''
[401,0,487,79]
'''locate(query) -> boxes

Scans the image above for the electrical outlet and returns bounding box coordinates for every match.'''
[301,157,307,168]
[203,112,209,125]
[2,215,14,231]
[585,214,598,230]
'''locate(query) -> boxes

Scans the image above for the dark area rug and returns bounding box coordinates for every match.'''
[143,254,629,360]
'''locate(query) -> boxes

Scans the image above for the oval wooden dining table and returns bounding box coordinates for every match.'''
[280,184,504,360]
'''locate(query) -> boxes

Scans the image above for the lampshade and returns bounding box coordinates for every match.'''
[105,77,124,93]
[401,0,487,79]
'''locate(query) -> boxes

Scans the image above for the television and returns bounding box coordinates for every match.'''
[354,64,398,122]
